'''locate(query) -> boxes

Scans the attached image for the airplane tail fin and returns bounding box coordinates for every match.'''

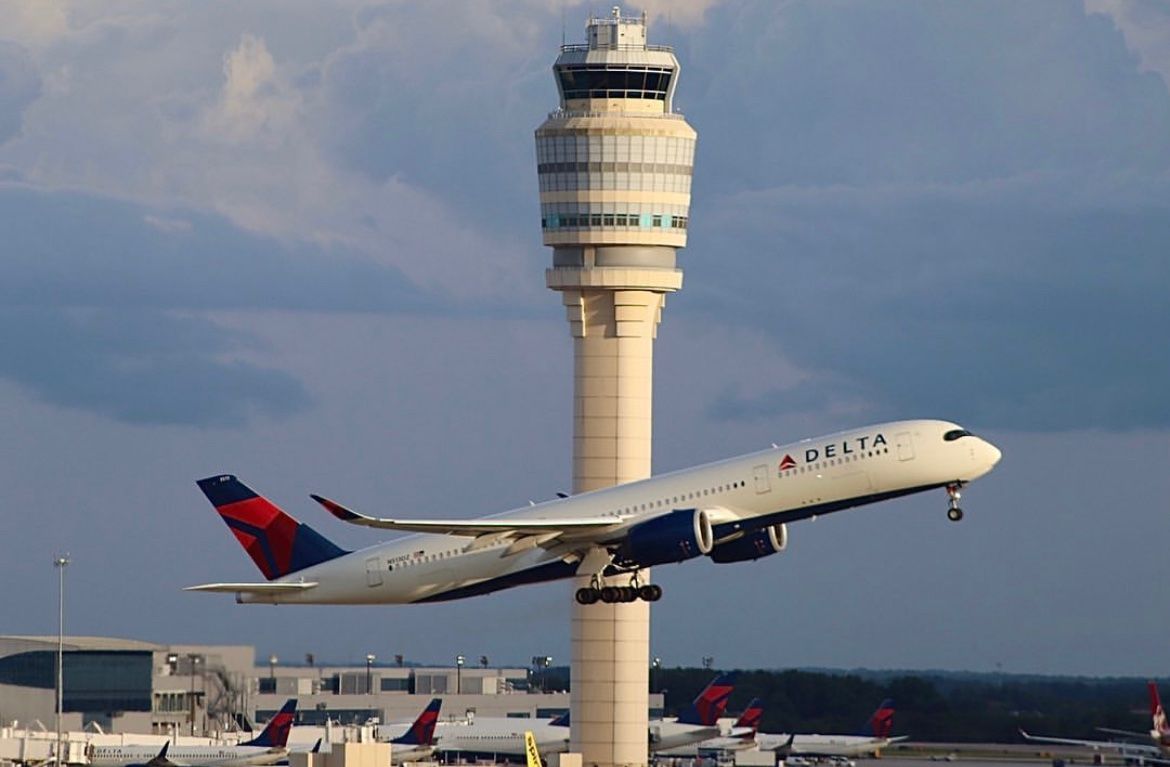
[243,698,297,748]
[734,698,764,736]
[1150,682,1169,736]
[524,731,543,767]
[864,698,896,739]
[392,698,442,746]
[198,476,349,580]
[677,672,737,726]
[549,711,570,727]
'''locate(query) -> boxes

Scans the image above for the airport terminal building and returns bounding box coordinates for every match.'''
[0,636,600,738]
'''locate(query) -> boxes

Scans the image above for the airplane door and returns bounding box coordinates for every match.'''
[365,557,383,587]
[753,464,771,494]
[896,431,915,461]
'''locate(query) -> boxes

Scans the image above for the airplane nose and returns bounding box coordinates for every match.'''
[983,440,1002,467]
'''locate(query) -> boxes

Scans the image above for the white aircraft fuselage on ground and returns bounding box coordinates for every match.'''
[191,420,1000,605]
[433,718,570,761]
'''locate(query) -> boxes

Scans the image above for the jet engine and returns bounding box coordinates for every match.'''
[617,509,714,568]
[708,523,788,564]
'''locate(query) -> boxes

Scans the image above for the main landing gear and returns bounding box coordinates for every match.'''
[945,482,964,522]
[575,573,662,605]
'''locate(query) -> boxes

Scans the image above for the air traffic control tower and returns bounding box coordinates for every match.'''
[534,8,696,767]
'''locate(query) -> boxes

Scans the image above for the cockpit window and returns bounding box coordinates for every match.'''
[943,429,972,441]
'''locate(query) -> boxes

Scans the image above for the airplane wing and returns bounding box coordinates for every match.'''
[1019,729,1160,755]
[183,582,318,594]
[311,495,623,539]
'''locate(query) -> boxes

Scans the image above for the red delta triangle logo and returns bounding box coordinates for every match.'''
[778,454,797,472]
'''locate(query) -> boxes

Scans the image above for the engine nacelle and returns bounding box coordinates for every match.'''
[617,509,715,568]
[708,523,788,564]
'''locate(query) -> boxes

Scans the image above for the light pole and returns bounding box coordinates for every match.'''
[268,654,278,680]
[54,554,69,767]
[701,656,714,671]
[455,655,464,695]
[651,657,661,694]
[189,655,202,735]
[366,654,376,694]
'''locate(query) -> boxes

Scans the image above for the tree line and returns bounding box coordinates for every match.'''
[649,668,1161,743]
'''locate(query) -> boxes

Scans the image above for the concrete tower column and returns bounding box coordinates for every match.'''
[535,9,697,767]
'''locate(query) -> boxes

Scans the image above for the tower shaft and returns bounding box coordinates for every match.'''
[535,8,697,767]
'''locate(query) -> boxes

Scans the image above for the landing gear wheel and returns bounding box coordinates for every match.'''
[575,587,600,604]
[638,584,663,602]
[945,482,965,522]
[600,586,620,603]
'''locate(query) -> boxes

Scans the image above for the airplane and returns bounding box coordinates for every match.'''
[188,420,1001,605]
[754,698,903,758]
[654,697,764,756]
[1021,681,1170,762]
[383,698,442,763]
[432,713,570,763]
[431,673,735,761]
[88,700,297,767]
[650,673,743,752]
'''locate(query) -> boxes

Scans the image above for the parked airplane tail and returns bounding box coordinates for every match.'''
[198,476,349,580]
[1150,682,1169,736]
[865,699,896,739]
[734,698,764,736]
[243,698,297,748]
[393,698,443,746]
[549,711,570,727]
[677,672,737,726]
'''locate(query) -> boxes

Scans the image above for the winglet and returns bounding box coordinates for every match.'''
[311,494,364,523]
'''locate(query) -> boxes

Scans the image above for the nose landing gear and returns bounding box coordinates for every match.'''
[945,482,964,522]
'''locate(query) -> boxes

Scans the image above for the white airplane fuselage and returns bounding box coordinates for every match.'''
[433,719,569,760]
[230,419,1000,605]
[89,745,284,767]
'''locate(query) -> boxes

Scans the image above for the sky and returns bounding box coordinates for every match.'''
[1,0,1169,678]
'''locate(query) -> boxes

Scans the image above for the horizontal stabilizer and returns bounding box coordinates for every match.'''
[184,582,318,594]
[311,494,621,537]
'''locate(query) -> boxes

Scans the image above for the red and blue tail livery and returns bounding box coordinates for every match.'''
[243,698,298,748]
[198,476,348,581]
[677,672,736,726]
[734,697,764,736]
[865,699,896,740]
[393,698,443,746]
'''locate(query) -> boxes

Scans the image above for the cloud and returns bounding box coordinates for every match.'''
[0,41,41,144]
[692,183,1170,431]
[0,306,311,426]
[201,33,302,146]
[0,185,433,425]
[1086,0,1170,90]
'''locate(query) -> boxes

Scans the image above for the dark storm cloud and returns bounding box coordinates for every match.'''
[692,190,1170,431]
[0,307,310,426]
[675,0,1170,431]
[0,186,434,425]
